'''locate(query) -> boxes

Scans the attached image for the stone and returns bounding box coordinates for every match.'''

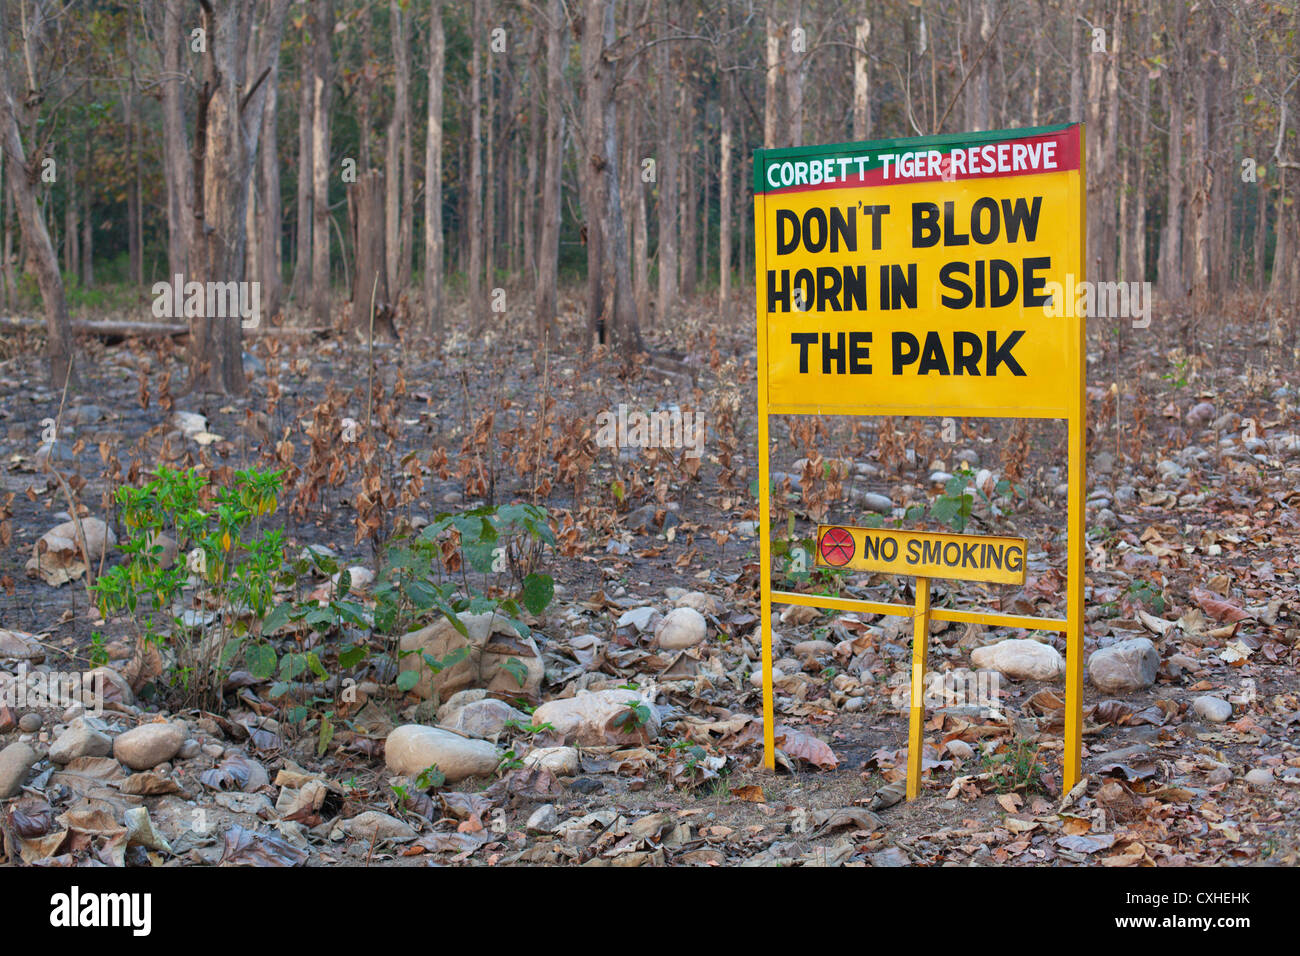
[397,611,544,701]
[49,718,112,764]
[672,591,720,615]
[1192,696,1232,723]
[441,698,529,741]
[0,629,45,663]
[945,740,975,760]
[82,667,135,707]
[114,722,186,770]
[435,688,489,723]
[1207,765,1232,785]
[18,713,43,733]
[340,810,417,843]
[861,493,893,514]
[1185,402,1215,427]
[531,688,659,746]
[524,746,580,775]
[970,639,1064,681]
[1244,768,1273,789]
[1088,637,1159,693]
[384,724,502,782]
[793,639,835,658]
[527,804,559,833]
[0,742,37,797]
[653,607,707,650]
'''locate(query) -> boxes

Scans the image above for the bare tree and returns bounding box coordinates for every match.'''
[185,0,291,395]
[424,0,445,338]
[0,0,74,386]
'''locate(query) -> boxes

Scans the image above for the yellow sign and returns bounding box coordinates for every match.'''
[753,123,1087,802]
[758,126,1081,418]
[815,525,1028,586]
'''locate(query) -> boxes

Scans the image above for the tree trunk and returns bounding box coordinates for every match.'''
[310,1,334,328]
[1157,1,1184,301]
[853,18,871,140]
[600,0,639,357]
[535,0,563,340]
[259,39,283,319]
[424,0,445,337]
[187,0,291,395]
[467,0,485,324]
[289,33,313,304]
[161,0,191,280]
[385,0,409,294]
[655,0,678,325]
[581,0,604,348]
[0,3,73,387]
[350,168,395,339]
[719,77,732,320]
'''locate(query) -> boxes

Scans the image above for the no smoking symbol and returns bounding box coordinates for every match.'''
[819,527,855,567]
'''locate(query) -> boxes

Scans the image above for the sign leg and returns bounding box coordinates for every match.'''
[1064,406,1086,791]
[906,577,931,801]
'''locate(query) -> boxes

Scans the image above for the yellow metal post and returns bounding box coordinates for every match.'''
[753,158,776,772]
[1063,124,1088,792]
[905,577,931,801]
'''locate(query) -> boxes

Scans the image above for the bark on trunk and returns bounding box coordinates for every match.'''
[424,0,445,337]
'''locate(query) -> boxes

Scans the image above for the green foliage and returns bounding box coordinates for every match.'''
[930,468,976,532]
[983,739,1047,795]
[90,467,285,708]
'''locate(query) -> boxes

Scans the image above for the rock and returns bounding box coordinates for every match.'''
[1244,768,1273,789]
[144,532,178,569]
[1088,637,1159,693]
[970,639,1063,681]
[49,718,112,764]
[82,667,135,707]
[531,688,659,746]
[672,591,721,615]
[1207,765,1232,785]
[945,740,975,761]
[384,725,502,782]
[527,804,559,833]
[0,629,45,663]
[114,722,186,770]
[331,566,374,594]
[793,639,835,658]
[861,493,893,514]
[1186,402,1215,427]
[0,742,37,797]
[524,746,580,775]
[1192,696,1232,723]
[18,713,43,733]
[441,698,529,740]
[435,688,489,723]
[616,606,659,632]
[177,739,202,760]
[25,518,117,586]
[625,503,680,534]
[341,810,417,843]
[653,607,708,650]
[397,611,544,701]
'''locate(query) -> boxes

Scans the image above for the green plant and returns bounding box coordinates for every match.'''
[91,466,286,709]
[615,701,653,734]
[983,739,1046,794]
[1162,356,1190,390]
[931,468,975,532]
[88,631,109,669]
[497,751,525,773]
[415,765,447,790]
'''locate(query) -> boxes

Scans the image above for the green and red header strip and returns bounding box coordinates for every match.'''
[753,123,1079,196]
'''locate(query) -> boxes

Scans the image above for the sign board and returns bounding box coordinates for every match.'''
[753,123,1086,800]
[816,524,1028,586]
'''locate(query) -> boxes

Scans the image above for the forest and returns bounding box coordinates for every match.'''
[0,0,1295,877]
